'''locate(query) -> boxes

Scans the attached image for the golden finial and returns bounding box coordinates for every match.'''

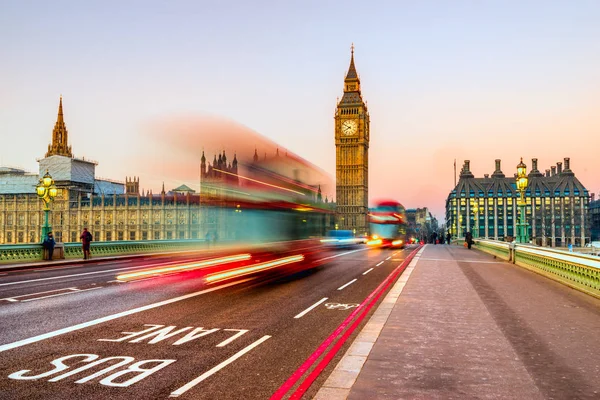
[351,43,354,55]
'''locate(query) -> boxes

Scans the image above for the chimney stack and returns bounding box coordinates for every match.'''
[545,169,550,177]
[532,158,538,172]
[557,162,563,174]
[551,166,556,176]
[484,174,489,178]
[465,160,471,172]
[564,157,571,171]
[495,159,501,172]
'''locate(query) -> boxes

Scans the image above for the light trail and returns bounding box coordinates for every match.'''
[205,254,305,284]
[116,254,252,281]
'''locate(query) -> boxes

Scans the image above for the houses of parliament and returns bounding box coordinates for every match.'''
[0,99,329,245]
[0,48,369,245]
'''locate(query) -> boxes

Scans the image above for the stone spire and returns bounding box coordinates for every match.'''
[46,96,73,157]
[344,44,360,93]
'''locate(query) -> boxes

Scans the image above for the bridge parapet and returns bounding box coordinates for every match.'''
[474,239,600,299]
[0,239,207,264]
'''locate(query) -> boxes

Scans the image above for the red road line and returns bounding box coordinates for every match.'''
[270,246,421,399]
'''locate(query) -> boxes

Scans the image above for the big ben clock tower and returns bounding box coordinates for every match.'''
[335,45,370,234]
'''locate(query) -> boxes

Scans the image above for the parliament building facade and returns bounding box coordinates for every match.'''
[0,98,324,244]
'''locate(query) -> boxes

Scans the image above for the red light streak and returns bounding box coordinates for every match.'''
[116,254,252,281]
[213,168,306,196]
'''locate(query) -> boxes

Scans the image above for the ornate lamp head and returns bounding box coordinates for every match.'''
[516,158,527,179]
[42,170,53,187]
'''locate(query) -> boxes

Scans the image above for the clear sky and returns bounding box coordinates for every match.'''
[1,0,599,218]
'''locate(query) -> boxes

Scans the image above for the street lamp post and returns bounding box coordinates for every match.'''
[472,202,479,238]
[36,170,58,241]
[516,158,529,244]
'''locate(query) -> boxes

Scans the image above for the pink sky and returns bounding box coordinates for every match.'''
[1,1,599,218]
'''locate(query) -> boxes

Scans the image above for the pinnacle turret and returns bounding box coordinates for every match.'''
[45,96,73,158]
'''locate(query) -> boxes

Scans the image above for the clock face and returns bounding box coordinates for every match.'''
[341,119,358,136]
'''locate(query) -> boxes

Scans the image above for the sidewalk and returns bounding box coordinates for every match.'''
[315,244,600,399]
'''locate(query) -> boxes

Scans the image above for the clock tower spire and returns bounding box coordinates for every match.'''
[334,45,370,234]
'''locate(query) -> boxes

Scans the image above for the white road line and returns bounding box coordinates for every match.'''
[375,261,384,267]
[0,279,252,353]
[362,268,374,275]
[0,287,78,301]
[170,335,271,397]
[0,261,187,287]
[314,248,366,263]
[337,279,357,291]
[21,287,103,302]
[294,297,328,319]
[385,256,391,260]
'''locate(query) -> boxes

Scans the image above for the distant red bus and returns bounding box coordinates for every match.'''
[368,200,408,248]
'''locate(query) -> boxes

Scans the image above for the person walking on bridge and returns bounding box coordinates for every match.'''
[465,231,473,250]
[80,227,93,259]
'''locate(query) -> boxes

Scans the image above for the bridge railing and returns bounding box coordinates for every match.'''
[473,239,600,299]
[0,239,208,264]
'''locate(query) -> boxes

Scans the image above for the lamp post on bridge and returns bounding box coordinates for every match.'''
[471,202,479,238]
[516,158,529,244]
[36,170,58,241]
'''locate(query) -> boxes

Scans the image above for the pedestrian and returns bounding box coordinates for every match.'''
[465,231,473,250]
[80,227,93,259]
[432,231,438,245]
[43,232,56,261]
[446,232,452,245]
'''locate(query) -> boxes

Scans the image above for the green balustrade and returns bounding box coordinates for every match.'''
[475,239,600,299]
[0,239,208,264]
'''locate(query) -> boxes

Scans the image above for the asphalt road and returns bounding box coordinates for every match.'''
[0,244,413,399]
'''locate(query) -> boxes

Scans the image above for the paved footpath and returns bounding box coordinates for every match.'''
[316,244,600,400]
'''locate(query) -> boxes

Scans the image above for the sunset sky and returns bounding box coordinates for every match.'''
[1,0,599,218]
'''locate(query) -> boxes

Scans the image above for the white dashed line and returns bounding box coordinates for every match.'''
[376,261,384,267]
[385,256,391,260]
[21,286,103,302]
[294,297,329,319]
[362,268,374,275]
[337,279,357,291]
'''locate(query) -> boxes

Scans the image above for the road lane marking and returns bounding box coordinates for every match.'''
[362,268,374,275]
[314,245,424,399]
[294,297,328,319]
[273,245,423,399]
[21,287,103,302]
[385,256,391,260]
[0,287,78,302]
[375,261,384,267]
[337,279,357,291]
[31,260,136,272]
[169,335,271,397]
[324,303,359,310]
[0,278,253,353]
[314,248,366,263]
[0,259,198,287]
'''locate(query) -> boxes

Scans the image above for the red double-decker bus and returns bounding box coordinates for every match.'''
[368,200,408,248]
